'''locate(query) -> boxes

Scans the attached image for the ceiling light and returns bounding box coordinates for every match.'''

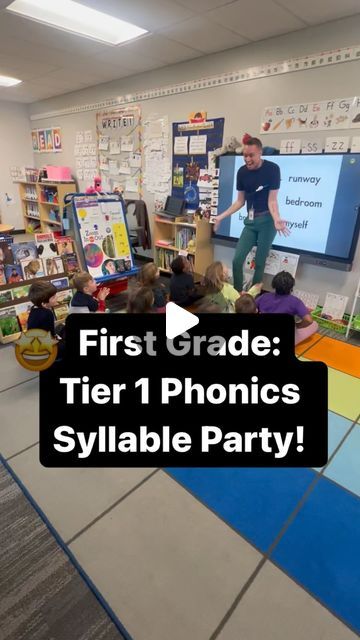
[7,0,147,45]
[0,74,22,87]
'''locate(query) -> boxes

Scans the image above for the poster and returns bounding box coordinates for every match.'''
[261,97,360,134]
[53,128,62,151]
[38,130,46,152]
[73,196,135,281]
[32,127,62,152]
[96,107,142,198]
[31,130,39,152]
[172,118,224,210]
[109,139,121,154]
[173,166,184,187]
[189,135,207,154]
[321,292,348,320]
[174,136,188,155]
[45,129,54,151]
[99,135,109,151]
[245,247,299,277]
[143,115,171,197]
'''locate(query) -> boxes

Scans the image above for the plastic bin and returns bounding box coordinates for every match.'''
[311,305,351,335]
[45,166,72,181]
[353,314,360,331]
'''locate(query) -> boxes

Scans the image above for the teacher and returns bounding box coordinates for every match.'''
[214,136,289,291]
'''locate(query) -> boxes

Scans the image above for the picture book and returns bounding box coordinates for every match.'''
[0,263,6,285]
[5,264,23,284]
[11,241,38,264]
[321,292,348,321]
[56,236,74,255]
[16,302,33,331]
[156,239,174,247]
[54,304,69,321]
[0,289,13,305]
[0,241,14,265]
[35,232,54,243]
[55,289,72,305]
[25,219,41,234]
[12,284,31,300]
[0,306,21,338]
[20,258,45,280]
[44,256,64,276]
[175,228,195,250]
[51,277,69,290]
[35,232,58,259]
[63,252,80,275]
[293,289,320,312]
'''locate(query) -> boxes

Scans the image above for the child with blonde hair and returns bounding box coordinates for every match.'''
[127,286,154,313]
[202,261,240,312]
[138,262,167,311]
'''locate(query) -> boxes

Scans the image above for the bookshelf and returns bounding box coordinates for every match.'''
[17,180,76,234]
[0,274,72,344]
[0,234,80,344]
[153,216,213,275]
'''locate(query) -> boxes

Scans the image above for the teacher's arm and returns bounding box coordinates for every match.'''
[268,190,290,236]
[214,191,245,232]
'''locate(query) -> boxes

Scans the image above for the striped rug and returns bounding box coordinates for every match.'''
[0,460,130,640]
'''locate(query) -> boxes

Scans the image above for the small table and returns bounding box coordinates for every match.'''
[0,224,15,234]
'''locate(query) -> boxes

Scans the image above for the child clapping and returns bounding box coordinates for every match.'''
[71,272,110,313]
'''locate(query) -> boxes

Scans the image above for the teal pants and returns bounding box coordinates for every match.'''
[233,215,277,291]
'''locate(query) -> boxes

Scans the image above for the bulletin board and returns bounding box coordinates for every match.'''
[32,127,62,153]
[96,106,142,199]
[71,194,138,283]
[172,118,224,209]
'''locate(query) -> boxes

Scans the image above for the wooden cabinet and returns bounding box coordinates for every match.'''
[153,216,213,275]
[17,180,76,233]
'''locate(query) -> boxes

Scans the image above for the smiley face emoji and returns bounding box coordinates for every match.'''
[15,329,58,371]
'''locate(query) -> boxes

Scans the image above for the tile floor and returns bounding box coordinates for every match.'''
[0,333,359,640]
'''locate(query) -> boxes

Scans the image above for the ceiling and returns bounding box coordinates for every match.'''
[0,0,359,104]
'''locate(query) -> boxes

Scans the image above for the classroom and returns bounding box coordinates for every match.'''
[0,1,360,639]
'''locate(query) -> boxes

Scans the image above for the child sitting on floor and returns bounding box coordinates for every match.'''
[202,261,240,312]
[127,286,154,313]
[70,272,110,313]
[169,256,201,307]
[256,271,318,345]
[138,262,167,311]
[27,281,65,357]
[27,281,58,336]
[235,293,258,314]
[192,298,224,313]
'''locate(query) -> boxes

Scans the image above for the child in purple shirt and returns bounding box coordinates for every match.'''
[256,271,318,345]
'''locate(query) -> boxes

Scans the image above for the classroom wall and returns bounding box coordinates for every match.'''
[27,14,360,307]
[0,102,34,230]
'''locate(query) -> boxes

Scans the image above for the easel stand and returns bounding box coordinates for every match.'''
[65,192,138,293]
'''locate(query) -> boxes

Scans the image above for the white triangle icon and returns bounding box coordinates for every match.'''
[166,302,199,340]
